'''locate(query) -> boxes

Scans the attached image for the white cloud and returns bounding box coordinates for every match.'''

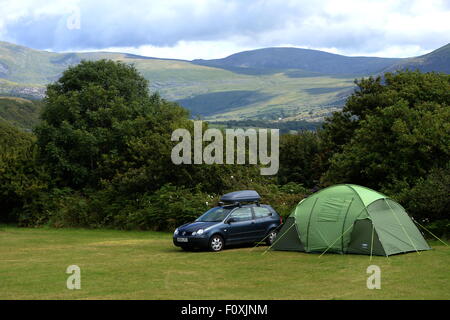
[0,0,449,59]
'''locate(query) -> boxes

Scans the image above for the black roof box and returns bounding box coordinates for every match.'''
[220,190,261,203]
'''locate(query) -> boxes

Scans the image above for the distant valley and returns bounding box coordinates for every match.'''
[0,41,449,129]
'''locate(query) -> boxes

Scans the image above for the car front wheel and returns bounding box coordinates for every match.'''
[266,229,278,246]
[209,235,224,252]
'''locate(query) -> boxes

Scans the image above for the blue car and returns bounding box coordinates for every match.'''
[173,190,282,251]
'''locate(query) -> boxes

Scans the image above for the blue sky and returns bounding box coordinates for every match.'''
[0,0,449,60]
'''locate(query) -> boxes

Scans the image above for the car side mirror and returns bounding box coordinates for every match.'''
[227,218,236,224]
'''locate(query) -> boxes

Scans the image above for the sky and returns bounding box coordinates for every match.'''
[0,0,449,60]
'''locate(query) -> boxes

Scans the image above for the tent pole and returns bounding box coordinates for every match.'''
[262,222,297,255]
[412,219,449,247]
[250,223,284,251]
[385,199,420,255]
[318,223,354,258]
[370,223,374,261]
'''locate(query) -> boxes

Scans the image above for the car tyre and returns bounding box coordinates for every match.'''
[209,234,224,252]
[266,229,278,246]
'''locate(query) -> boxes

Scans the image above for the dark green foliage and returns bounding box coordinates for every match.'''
[20,184,211,230]
[323,100,449,188]
[391,165,450,224]
[247,182,309,217]
[278,131,321,187]
[126,184,211,230]
[322,71,450,155]
[34,59,190,189]
[0,97,43,130]
[0,120,48,223]
[423,220,450,239]
[19,181,308,230]
[0,118,34,149]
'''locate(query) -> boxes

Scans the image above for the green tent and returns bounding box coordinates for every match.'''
[272,184,430,256]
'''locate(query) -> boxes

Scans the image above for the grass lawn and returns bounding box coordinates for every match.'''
[0,225,448,300]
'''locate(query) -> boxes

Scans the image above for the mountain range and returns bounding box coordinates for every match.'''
[0,40,449,128]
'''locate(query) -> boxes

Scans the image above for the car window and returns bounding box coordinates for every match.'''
[230,207,253,222]
[253,206,272,219]
[196,207,231,222]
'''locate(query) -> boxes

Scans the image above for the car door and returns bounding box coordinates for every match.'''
[226,207,257,243]
[252,206,274,239]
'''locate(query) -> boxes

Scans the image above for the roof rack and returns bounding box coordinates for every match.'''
[220,190,261,206]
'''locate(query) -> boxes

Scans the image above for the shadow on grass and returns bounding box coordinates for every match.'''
[160,242,268,254]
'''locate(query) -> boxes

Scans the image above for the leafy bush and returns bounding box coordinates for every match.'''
[0,120,48,223]
[423,219,450,239]
[278,131,322,188]
[130,184,213,231]
[19,184,213,231]
[240,182,309,218]
[388,164,450,236]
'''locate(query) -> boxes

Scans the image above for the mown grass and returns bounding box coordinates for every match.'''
[0,225,448,300]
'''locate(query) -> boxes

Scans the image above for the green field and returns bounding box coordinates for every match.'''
[0,226,448,300]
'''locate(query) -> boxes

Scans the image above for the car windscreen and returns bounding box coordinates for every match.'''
[196,207,232,222]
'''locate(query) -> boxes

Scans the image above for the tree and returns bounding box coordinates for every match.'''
[323,99,449,190]
[35,59,190,189]
[321,71,450,157]
[278,131,321,187]
[0,120,48,222]
[395,164,450,224]
[321,71,450,213]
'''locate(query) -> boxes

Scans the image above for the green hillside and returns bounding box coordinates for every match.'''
[0,41,449,123]
[383,43,450,74]
[192,47,401,75]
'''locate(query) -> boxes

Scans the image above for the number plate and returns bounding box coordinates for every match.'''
[177,237,188,242]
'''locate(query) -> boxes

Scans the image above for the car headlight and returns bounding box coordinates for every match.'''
[174,228,179,235]
[192,229,204,236]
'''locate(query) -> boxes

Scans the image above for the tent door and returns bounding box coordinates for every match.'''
[347,219,385,256]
